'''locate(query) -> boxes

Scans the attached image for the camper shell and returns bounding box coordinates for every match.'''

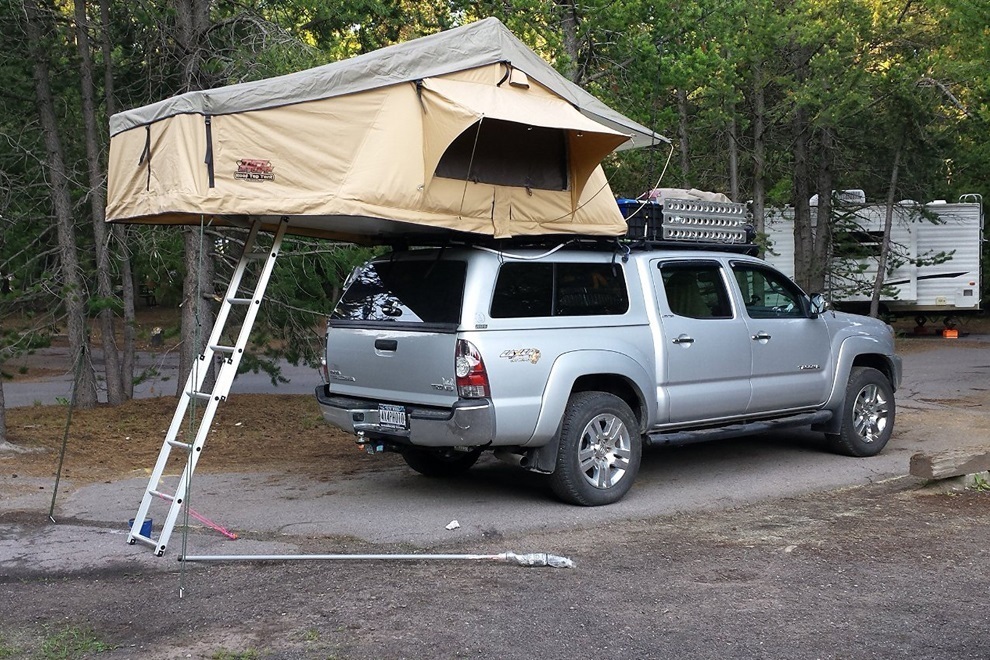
[764,193,984,319]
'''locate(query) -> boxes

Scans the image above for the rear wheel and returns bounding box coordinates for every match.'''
[549,391,642,506]
[827,367,895,457]
[401,447,482,477]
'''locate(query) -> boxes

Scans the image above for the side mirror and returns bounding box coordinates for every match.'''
[808,293,831,318]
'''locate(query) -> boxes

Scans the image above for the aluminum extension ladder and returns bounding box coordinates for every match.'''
[128,217,288,556]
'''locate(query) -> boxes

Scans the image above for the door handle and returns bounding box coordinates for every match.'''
[672,334,695,345]
[374,339,398,351]
[751,332,772,341]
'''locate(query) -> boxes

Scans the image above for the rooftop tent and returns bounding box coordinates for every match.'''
[106,18,668,242]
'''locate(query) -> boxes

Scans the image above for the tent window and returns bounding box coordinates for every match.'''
[436,119,568,191]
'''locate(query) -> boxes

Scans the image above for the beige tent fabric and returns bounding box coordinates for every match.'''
[106,20,659,241]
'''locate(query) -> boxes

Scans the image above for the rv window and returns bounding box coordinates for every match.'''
[833,229,884,259]
[436,119,568,191]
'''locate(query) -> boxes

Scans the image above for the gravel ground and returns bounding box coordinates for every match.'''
[1,481,988,659]
[2,335,989,658]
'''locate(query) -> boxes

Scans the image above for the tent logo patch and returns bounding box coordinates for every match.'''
[234,158,275,181]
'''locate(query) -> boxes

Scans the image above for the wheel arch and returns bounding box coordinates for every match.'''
[818,337,900,434]
[518,351,652,474]
[571,373,646,428]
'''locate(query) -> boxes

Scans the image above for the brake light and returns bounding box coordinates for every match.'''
[455,339,490,398]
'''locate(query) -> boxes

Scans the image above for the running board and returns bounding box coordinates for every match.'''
[646,410,833,447]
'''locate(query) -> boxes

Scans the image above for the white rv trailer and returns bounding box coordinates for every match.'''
[763,194,984,319]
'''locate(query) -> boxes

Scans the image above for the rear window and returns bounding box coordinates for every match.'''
[490,262,628,318]
[331,260,466,325]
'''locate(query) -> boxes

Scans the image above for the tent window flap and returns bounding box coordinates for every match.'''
[435,119,568,191]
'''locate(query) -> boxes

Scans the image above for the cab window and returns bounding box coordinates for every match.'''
[659,263,733,319]
[732,264,807,318]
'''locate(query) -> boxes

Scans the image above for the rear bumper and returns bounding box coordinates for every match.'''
[314,386,496,447]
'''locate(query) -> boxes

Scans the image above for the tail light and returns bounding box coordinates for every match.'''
[455,339,490,398]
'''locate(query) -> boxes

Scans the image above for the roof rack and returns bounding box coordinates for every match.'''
[622,238,759,256]
[382,196,759,255]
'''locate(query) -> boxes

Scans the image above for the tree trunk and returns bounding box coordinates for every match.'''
[810,127,835,295]
[791,104,814,292]
[99,0,115,115]
[728,113,739,202]
[25,0,98,408]
[751,63,767,238]
[173,0,212,93]
[177,227,217,396]
[75,0,125,404]
[676,88,691,188]
[117,226,136,398]
[99,0,136,397]
[0,376,6,444]
[870,141,903,318]
[556,0,580,82]
[173,0,218,396]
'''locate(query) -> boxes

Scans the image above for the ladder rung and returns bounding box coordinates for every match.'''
[210,344,237,355]
[149,489,175,502]
[244,251,269,261]
[227,297,254,305]
[186,390,213,402]
[129,534,156,548]
[166,439,193,451]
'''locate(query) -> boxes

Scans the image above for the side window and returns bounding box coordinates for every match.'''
[659,263,732,319]
[490,262,628,318]
[732,263,806,319]
[490,263,554,318]
[555,263,628,316]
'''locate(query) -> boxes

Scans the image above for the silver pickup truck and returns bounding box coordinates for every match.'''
[316,241,901,505]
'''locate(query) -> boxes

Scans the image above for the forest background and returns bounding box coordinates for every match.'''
[0,0,987,444]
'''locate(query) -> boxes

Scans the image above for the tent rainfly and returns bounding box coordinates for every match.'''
[106,17,668,242]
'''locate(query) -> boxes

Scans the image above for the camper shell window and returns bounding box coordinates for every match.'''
[330,260,466,327]
[436,119,569,191]
[490,262,628,318]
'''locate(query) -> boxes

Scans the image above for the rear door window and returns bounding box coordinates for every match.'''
[659,262,733,319]
[490,262,628,318]
[331,259,466,327]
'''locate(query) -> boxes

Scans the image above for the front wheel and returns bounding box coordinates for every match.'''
[401,447,482,477]
[549,391,642,506]
[827,367,895,457]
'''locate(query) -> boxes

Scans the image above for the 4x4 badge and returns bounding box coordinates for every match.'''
[431,377,455,392]
[500,348,541,364]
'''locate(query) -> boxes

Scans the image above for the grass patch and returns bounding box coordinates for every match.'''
[0,631,23,658]
[211,650,259,660]
[37,624,113,659]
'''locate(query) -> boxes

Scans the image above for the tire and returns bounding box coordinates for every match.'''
[401,447,482,477]
[549,391,642,506]
[827,367,895,457]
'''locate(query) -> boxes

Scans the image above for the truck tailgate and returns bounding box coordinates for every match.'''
[325,328,459,407]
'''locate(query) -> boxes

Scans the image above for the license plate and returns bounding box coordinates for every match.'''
[378,404,407,429]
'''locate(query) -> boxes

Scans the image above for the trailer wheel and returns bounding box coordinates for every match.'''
[827,367,895,457]
[401,447,482,477]
[549,392,642,506]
